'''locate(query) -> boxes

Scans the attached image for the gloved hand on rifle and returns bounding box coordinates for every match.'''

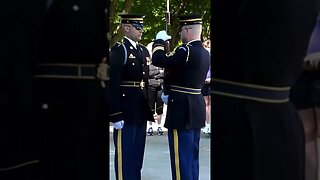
[156,30,172,41]
[112,120,124,129]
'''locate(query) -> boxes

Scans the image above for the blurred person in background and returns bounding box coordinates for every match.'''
[202,39,211,134]
[146,42,165,136]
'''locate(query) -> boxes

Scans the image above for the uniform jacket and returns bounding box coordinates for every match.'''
[1,0,109,179]
[0,0,47,173]
[211,0,319,179]
[109,38,154,124]
[33,0,109,179]
[152,39,210,129]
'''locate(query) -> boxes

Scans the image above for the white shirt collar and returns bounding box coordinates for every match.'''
[186,39,201,45]
[125,36,138,49]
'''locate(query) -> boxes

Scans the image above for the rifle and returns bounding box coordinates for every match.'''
[162,0,171,95]
[165,0,171,52]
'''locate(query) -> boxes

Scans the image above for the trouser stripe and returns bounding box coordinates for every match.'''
[173,129,181,180]
[117,130,123,180]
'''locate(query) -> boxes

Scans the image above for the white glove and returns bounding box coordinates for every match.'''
[112,120,124,129]
[161,93,169,104]
[156,30,172,41]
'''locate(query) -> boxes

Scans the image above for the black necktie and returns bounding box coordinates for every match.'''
[137,44,142,55]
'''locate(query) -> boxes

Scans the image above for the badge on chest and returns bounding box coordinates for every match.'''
[129,53,136,59]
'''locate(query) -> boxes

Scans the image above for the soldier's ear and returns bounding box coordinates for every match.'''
[124,26,130,32]
[187,28,194,35]
[122,24,129,32]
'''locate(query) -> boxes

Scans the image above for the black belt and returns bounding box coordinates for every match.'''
[121,81,145,89]
[33,63,98,80]
[212,78,290,103]
[170,85,201,95]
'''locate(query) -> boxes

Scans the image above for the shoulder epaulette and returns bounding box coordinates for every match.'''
[111,42,123,49]
[110,41,128,65]
[178,46,187,51]
[177,44,190,62]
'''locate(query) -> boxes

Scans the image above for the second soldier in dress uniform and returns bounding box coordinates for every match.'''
[109,14,154,180]
[152,14,210,180]
[33,0,109,179]
[212,0,319,180]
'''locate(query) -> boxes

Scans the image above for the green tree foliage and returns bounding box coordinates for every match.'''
[109,0,211,50]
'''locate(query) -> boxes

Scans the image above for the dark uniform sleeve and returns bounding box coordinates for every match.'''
[152,39,188,68]
[109,43,125,122]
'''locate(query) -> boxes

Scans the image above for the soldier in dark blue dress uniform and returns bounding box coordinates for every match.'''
[32,0,109,179]
[212,0,319,180]
[1,1,109,179]
[0,1,47,179]
[152,14,210,180]
[109,14,154,180]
